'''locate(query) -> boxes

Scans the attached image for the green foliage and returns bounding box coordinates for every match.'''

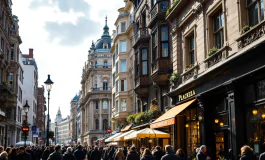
[242,25,251,33]
[49,131,54,137]
[148,108,161,119]
[219,157,227,160]
[169,72,179,84]
[127,114,137,123]
[166,0,180,15]
[185,64,194,71]
[1,81,7,86]
[135,112,149,124]
[208,47,218,57]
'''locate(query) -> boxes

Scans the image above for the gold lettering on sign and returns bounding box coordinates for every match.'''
[178,90,196,101]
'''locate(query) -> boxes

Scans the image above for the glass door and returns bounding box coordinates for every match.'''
[215,130,229,160]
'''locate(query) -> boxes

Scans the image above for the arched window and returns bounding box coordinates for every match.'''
[95,119,99,130]
[104,60,108,68]
[103,79,108,90]
[103,42,108,49]
[103,119,108,130]
[95,101,99,109]
[95,61,98,68]
[103,101,108,109]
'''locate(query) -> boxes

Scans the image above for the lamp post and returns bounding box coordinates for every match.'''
[44,75,54,146]
[55,122,58,145]
[23,101,30,147]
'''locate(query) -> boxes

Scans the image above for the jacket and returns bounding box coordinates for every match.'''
[16,152,31,160]
[90,150,101,160]
[47,151,63,160]
[126,151,139,160]
[260,152,265,160]
[74,150,85,160]
[63,152,76,160]
[153,150,164,160]
[42,150,51,160]
[141,154,155,160]
[115,152,125,160]
[196,152,207,160]
[108,149,115,160]
[161,152,181,160]
[240,152,257,160]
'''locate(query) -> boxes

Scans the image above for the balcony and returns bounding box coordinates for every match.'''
[112,110,129,119]
[88,65,112,69]
[133,28,150,47]
[165,0,189,21]
[151,58,172,85]
[181,65,199,82]
[134,75,149,97]
[88,129,106,134]
[204,46,228,69]
[89,87,111,92]
[148,0,169,28]
[237,21,265,49]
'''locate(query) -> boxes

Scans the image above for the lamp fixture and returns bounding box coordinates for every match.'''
[262,113,265,119]
[215,119,219,124]
[220,122,224,126]
[185,124,189,128]
[198,115,203,121]
[148,139,152,143]
[252,109,258,116]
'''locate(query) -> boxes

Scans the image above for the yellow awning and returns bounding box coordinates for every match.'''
[124,128,170,140]
[121,124,133,132]
[105,133,122,142]
[113,130,135,142]
[150,99,196,129]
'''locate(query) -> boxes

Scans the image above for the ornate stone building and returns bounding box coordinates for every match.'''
[81,18,112,146]
[69,94,79,144]
[110,0,135,131]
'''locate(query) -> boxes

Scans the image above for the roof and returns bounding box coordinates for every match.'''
[72,94,80,102]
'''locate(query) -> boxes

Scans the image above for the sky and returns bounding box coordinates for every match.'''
[12,0,124,122]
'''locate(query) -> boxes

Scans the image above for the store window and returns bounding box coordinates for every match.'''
[247,0,264,27]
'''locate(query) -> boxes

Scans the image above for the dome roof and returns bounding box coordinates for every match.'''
[95,38,111,50]
[71,94,80,102]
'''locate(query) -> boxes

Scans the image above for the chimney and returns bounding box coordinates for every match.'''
[29,48,33,58]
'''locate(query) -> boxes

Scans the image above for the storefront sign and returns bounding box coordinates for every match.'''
[178,90,196,102]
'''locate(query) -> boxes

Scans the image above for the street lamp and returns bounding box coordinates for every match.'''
[23,100,30,147]
[55,122,58,145]
[44,74,54,146]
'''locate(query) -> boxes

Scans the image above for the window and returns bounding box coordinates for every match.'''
[213,10,224,49]
[9,73,13,90]
[103,101,108,109]
[116,25,119,34]
[189,35,195,65]
[135,52,139,76]
[112,54,115,66]
[115,44,119,56]
[141,49,148,75]
[103,42,108,49]
[121,41,127,52]
[116,81,119,93]
[95,61,98,68]
[161,25,169,57]
[103,119,108,130]
[121,99,127,112]
[95,101,99,109]
[95,119,99,130]
[152,32,157,62]
[121,80,127,91]
[247,0,264,27]
[121,60,126,72]
[116,100,119,112]
[103,80,108,90]
[11,44,14,60]
[112,73,115,86]
[104,60,108,68]
[116,63,119,73]
[152,0,157,6]
[121,22,126,32]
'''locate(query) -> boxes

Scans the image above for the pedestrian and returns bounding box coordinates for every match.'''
[26,146,34,160]
[240,145,256,160]
[9,148,17,160]
[74,145,85,160]
[47,145,63,160]
[260,150,265,160]
[5,147,12,160]
[176,149,185,160]
[63,147,76,160]
[196,145,208,160]
[62,147,67,155]
[0,151,8,160]
[16,147,31,160]
[161,145,181,160]
[42,147,51,160]
[108,146,115,160]
[35,147,41,160]
[126,146,139,160]
[123,147,128,158]
[0,146,4,154]
[153,146,164,160]
[90,146,101,160]
[114,148,125,160]
[141,148,155,160]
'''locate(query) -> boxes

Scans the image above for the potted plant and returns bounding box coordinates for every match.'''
[169,72,179,84]
[135,112,149,125]
[148,106,161,119]
[242,25,251,33]
[208,47,218,57]
[185,64,194,71]
[166,0,179,15]
[127,114,137,123]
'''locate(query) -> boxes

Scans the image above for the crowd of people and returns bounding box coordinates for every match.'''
[0,144,262,160]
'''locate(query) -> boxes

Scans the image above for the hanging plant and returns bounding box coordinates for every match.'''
[208,47,218,57]
[135,112,149,125]
[127,114,137,123]
[169,72,179,84]
[242,25,251,33]
[148,108,161,119]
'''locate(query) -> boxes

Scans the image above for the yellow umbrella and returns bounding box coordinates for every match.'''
[105,133,122,142]
[114,130,135,142]
[124,128,170,140]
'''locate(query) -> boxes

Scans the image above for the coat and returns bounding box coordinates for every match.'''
[90,150,101,160]
[16,152,31,160]
[73,150,85,160]
[196,152,207,160]
[141,154,155,160]
[42,150,51,160]
[153,150,164,160]
[161,152,181,160]
[114,152,125,160]
[126,151,139,160]
[259,152,265,160]
[240,152,257,160]
[63,152,76,160]
[47,151,63,160]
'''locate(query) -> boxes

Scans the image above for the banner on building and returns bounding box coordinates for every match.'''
[33,128,39,138]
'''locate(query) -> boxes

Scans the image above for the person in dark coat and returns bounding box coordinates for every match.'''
[87,146,94,160]
[9,148,17,160]
[26,146,35,160]
[196,145,208,160]
[260,151,265,160]
[161,145,181,160]
[240,146,256,160]
[176,149,185,160]
[153,146,164,160]
[123,147,128,158]
[126,146,140,160]
[61,147,67,155]
[35,147,42,160]
[140,148,155,160]
[16,147,31,160]
[47,145,63,160]
[90,146,101,160]
[63,147,76,160]
[42,147,51,160]
[108,147,115,160]
[74,145,85,160]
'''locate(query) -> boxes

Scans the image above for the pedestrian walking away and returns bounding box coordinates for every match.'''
[16,147,31,160]
[126,146,139,160]
[47,145,63,160]
[90,146,101,160]
[140,148,155,160]
[161,145,181,160]
[74,145,85,160]
[63,147,76,160]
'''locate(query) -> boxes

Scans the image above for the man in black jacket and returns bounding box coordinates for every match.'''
[87,146,93,160]
[47,145,63,160]
[17,146,31,160]
[90,146,101,160]
[63,147,76,160]
[161,145,181,160]
[74,145,85,160]
[108,146,115,160]
[196,145,207,160]
[153,146,164,160]
[126,146,139,160]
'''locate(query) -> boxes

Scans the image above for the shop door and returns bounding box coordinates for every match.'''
[215,130,230,160]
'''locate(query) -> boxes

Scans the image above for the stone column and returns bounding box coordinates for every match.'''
[99,99,102,130]
[108,99,111,127]
[91,101,94,129]
[84,106,87,133]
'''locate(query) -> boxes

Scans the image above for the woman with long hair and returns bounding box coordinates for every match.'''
[114,148,125,160]
[141,148,155,160]
[240,145,256,160]
[176,149,185,160]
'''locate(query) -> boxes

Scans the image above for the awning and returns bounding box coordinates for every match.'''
[150,99,196,129]
[113,130,135,142]
[121,124,133,132]
[107,142,118,146]
[124,128,170,140]
[105,133,122,142]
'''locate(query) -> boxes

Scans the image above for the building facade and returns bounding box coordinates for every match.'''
[55,107,70,145]
[81,18,112,146]
[110,0,135,131]
[69,94,79,144]
[76,94,82,144]
[37,86,46,145]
